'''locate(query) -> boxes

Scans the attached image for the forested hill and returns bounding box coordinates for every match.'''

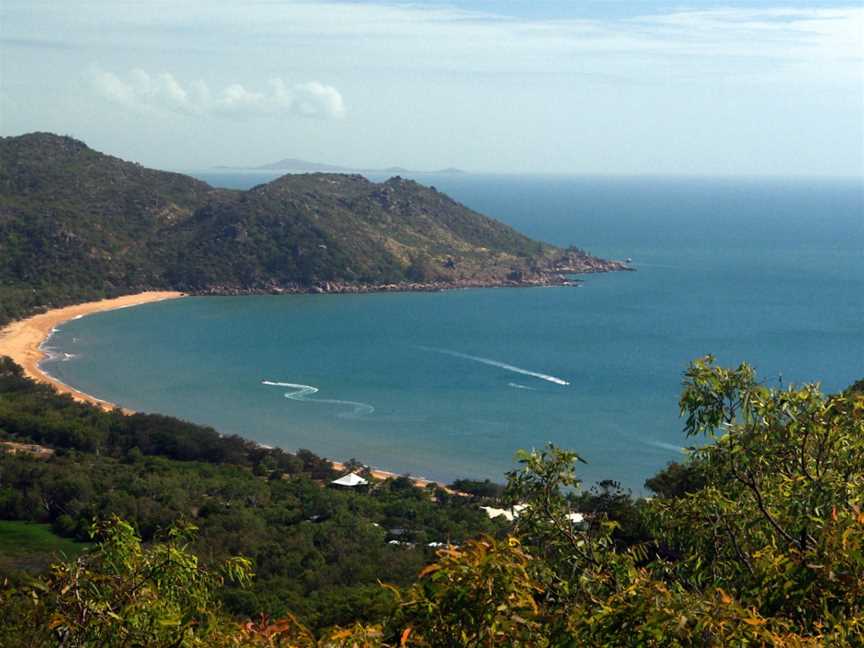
[0,132,627,324]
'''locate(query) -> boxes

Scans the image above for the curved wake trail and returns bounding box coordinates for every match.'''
[262,381,375,419]
[418,346,570,386]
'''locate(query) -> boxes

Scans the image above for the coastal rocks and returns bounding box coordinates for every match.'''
[549,259,633,273]
[188,252,638,297]
[550,248,634,274]
[192,273,590,298]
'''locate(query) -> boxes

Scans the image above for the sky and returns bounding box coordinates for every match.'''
[1,1,862,176]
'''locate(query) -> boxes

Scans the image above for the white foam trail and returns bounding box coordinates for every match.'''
[41,348,60,362]
[262,381,374,419]
[508,382,537,391]
[645,440,686,453]
[418,346,570,386]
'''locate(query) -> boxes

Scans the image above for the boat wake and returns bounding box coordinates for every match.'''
[644,439,687,453]
[417,346,570,386]
[261,380,375,419]
[508,382,537,391]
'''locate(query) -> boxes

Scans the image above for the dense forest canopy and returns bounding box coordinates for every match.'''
[0,355,861,645]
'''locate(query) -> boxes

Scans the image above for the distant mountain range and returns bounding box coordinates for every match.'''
[0,132,628,325]
[214,158,467,175]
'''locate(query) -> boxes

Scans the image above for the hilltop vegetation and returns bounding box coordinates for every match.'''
[0,355,861,645]
[0,133,625,325]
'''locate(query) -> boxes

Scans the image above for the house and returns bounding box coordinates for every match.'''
[330,472,369,488]
[481,504,588,528]
[479,503,528,522]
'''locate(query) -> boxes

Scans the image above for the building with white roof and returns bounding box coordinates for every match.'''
[330,472,369,487]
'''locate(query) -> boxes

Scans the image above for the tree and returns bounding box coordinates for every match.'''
[0,516,252,647]
[389,537,547,647]
[644,460,705,498]
[650,355,864,642]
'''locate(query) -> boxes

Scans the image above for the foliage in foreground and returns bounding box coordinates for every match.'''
[0,517,248,647]
[386,359,864,646]
[1,357,862,646]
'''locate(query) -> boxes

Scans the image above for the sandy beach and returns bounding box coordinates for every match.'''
[330,460,441,488]
[0,291,185,410]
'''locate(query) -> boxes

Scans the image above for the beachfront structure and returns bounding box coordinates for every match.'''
[567,512,587,528]
[330,472,368,488]
[481,504,587,528]
[480,504,528,522]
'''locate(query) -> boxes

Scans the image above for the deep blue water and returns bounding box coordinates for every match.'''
[44,174,863,491]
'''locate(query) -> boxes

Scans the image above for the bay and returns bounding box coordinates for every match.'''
[43,174,863,491]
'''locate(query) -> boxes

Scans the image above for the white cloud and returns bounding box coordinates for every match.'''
[89,68,346,120]
[290,81,346,119]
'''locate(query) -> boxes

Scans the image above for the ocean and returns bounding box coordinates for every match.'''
[43,174,863,491]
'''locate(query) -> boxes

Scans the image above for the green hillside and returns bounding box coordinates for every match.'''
[0,133,627,324]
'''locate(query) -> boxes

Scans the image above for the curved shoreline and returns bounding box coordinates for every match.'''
[0,292,186,410]
[0,291,447,487]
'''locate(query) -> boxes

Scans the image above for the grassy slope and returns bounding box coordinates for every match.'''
[0,520,89,572]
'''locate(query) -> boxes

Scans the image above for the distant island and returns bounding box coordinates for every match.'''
[214,157,467,175]
[0,132,629,325]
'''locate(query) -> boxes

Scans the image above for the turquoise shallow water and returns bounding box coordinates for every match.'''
[44,175,863,490]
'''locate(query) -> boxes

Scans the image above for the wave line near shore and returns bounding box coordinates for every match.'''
[0,292,186,411]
